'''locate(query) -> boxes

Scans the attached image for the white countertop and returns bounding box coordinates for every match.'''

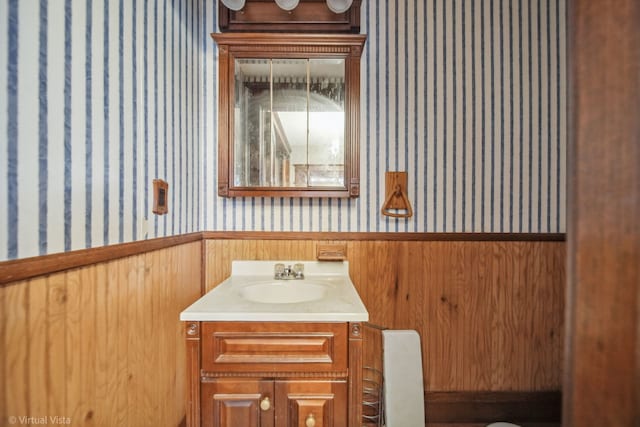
[180,260,369,322]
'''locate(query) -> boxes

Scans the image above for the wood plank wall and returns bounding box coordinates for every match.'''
[204,239,565,392]
[1,242,201,427]
[0,236,564,427]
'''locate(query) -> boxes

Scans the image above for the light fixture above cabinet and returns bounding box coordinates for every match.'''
[218,0,362,33]
[221,0,354,14]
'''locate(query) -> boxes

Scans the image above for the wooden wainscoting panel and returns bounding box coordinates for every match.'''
[65,266,96,425]
[94,262,109,427]
[114,259,129,425]
[140,252,155,426]
[146,248,163,425]
[164,248,178,426]
[128,254,146,427]
[531,242,565,390]
[2,235,565,425]
[204,239,565,392]
[434,242,462,390]
[49,273,68,420]
[4,278,29,420]
[461,242,494,390]
[27,277,48,419]
[1,241,202,427]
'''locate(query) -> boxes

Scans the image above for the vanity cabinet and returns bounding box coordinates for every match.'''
[201,379,347,427]
[185,321,363,427]
[201,379,274,427]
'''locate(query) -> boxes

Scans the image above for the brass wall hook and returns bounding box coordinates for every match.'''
[381,172,413,218]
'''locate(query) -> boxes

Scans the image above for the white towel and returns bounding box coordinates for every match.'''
[382,330,425,427]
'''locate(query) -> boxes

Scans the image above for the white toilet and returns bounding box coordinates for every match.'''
[381,330,522,427]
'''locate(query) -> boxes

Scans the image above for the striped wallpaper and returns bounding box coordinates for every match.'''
[1,0,566,261]
[0,0,203,261]
[203,0,567,234]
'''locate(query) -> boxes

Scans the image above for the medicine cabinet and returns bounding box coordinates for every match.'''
[213,33,366,198]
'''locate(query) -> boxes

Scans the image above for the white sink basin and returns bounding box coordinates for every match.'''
[240,281,328,304]
[180,261,369,321]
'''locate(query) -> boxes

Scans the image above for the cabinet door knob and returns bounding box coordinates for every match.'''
[259,396,271,411]
[305,413,316,427]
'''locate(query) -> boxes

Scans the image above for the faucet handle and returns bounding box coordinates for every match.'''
[292,263,304,279]
[274,263,285,278]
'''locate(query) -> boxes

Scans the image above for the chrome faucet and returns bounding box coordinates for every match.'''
[274,263,304,280]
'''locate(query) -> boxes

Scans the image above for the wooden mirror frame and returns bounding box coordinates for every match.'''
[212,33,366,198]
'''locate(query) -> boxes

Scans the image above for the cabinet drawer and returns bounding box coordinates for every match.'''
[201,322,348,373]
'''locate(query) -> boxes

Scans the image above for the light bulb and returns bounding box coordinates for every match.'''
[221,0,245,11]
[326,0,353,14]
[274,0,300,11]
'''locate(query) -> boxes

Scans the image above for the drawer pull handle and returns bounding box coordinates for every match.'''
[305,413,316,427]
[260,396,271,411]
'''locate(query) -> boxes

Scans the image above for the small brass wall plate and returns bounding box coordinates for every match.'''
[153,179,169,215]
[316,244,347,261]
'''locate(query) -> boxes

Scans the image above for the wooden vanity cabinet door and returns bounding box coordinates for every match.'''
[275,380,348,427]
[201,379,274,427]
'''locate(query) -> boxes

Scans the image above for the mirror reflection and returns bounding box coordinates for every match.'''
[233,58,346,188]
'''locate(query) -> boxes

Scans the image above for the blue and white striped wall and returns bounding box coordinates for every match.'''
[203,0,567,234]
[1,0,566,261]
[1,0,203,261]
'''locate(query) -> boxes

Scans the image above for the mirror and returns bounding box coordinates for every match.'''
[213,33,366,198]
[234,58,345,188]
